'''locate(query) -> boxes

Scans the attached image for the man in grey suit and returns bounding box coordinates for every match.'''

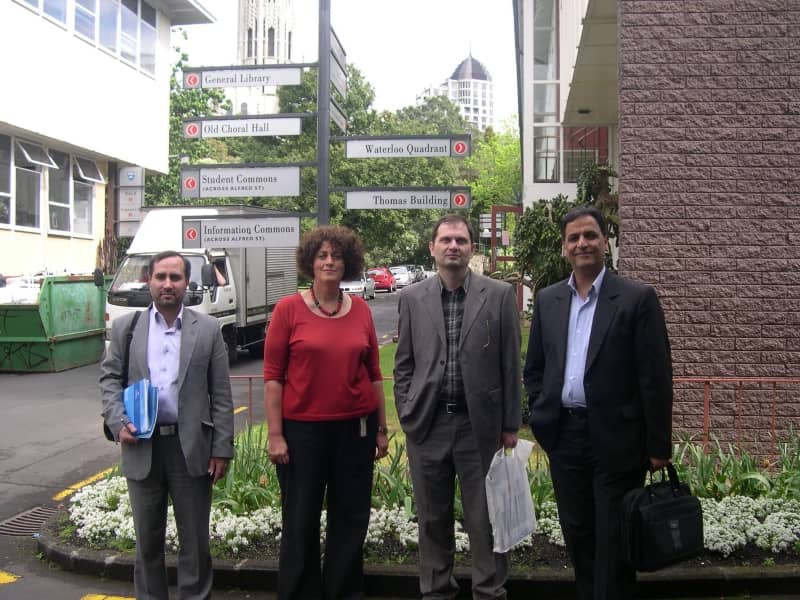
[524,207,673,600]
[394,214,521,599]
[100,250,234,600]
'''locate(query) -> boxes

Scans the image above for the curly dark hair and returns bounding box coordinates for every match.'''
[296,225,365,281]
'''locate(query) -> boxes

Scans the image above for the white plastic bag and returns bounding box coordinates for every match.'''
[484,438,536,553]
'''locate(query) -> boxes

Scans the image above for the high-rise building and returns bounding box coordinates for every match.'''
[231,0,295,115]
[417,54,495,131]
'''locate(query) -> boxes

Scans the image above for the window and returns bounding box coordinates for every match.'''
[247,27,253,58]
[75,0,97,40]
[100,0,119,51]
[0,135,10,225]
[267,27,275,57]
[15,140,56,169]
[14,144,42,229]
[534,127,559,182]
[120,0,138,63]
[139,1,156,74]
[49,150,71,231]
[287,31,292,60]
[533,83,558,123]
[43,0,67,22]
[74,157,105,183]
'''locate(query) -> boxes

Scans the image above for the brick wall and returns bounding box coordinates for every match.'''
[616,0,800,458]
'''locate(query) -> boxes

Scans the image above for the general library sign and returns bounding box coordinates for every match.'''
[343,135,471,159]
[343,187,472,210]
[182,64,308,89]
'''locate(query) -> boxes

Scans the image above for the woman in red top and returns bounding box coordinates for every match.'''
[264,225,389,600]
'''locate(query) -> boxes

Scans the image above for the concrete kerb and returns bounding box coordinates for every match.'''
[37,513,800,598]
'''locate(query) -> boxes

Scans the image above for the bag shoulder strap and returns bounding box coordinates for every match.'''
[121,310,142,388]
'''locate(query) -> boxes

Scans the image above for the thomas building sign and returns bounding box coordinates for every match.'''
[343,188,471,210]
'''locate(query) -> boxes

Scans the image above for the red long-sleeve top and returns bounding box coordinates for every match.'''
[263,292,382,421]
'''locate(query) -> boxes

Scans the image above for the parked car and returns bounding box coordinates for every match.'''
[404,264,424,283]
[389,265,413,288]
[339,272,376,300]
[367,267,396,292]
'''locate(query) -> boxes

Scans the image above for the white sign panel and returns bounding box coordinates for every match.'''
[119,221,140,237]
[330,55,347,99]
[330,28,346,72]
[330,100,347,133]
[345,189,471,210]
[182,217,300,249]
[181,167,300,199]
[183,117,302,138]
[118,187,143,221]
[183,67,302,89]
[345,136,471,158]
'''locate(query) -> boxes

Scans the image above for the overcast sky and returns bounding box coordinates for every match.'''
[174,0,519,128]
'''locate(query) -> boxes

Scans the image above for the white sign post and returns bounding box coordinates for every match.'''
[183,116,304,139]
[344,135,471,158]
[182,216,300,249]
[181,166,301,199]
[344,188,472,210]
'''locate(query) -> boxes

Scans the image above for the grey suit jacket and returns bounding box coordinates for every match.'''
[99,307,234,480]
[394,273,522,470]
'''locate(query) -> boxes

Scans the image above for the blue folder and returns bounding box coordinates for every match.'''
[123,379,159,439]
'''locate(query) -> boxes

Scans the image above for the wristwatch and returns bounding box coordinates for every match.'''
[377,425,389,434]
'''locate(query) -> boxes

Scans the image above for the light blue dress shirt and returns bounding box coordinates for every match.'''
[561,268,606,409]
[147,306,183,425]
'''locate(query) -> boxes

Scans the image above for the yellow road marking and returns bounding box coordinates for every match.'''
[0,570,19,584]
[234,406,248,415]
[53,467,114,501]
[81,595,133,600]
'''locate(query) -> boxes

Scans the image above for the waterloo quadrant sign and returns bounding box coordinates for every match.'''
[183,116,303,139]
[181,166,300,199]
[182,216,300,249]
[183,65,304,89]
[344,188,472,210]
[344,135,471,159]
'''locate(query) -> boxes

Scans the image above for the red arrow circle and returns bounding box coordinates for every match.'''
[453,193,467,207]
[184,176,197,190]
[185,228,198,241]
[453,141,467,155]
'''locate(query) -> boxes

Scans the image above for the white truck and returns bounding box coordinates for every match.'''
[105,205,298,362]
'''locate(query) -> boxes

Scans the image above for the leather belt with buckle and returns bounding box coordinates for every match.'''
[561,406,588,417]
[155,424,178,436]
[443,402,467,414]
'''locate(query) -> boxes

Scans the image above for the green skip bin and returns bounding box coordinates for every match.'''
[0,275,105,372]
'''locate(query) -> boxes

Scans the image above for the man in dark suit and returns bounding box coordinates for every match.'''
[524,206,673,600]
[100,251,233,600]
[394,214,521,599]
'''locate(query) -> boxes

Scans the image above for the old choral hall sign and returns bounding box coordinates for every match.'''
[183,115,304,139]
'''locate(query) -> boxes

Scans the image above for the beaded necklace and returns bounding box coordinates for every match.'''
[310,286,343,317]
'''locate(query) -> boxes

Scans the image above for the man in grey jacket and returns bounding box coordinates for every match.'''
[394,215,521,599]
[100,250,233,600]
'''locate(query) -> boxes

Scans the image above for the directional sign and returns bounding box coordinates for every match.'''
[182,216,300,249]
[183,65,304,89]
[344,135,471,158]
[181,166,300,199]
[330,99,347,133]
[330,28,346,73]
[344,188,472,210]
[330,55,347,99]
[183,116,303,139]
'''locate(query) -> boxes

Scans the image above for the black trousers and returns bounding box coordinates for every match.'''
[276,414,377,600]
[547,411,647,600]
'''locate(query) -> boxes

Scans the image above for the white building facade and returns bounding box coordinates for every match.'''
[0,0,213,277]
[417,55,495,131]
[514,0,614,205]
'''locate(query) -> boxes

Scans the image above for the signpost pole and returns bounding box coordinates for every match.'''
[316,0,332,225]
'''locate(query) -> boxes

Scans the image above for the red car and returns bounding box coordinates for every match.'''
[367,267,396,293]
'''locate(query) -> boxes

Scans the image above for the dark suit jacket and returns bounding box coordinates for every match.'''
[394,273,521,470]
[99,307,234,480]
[523,272,673,472]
